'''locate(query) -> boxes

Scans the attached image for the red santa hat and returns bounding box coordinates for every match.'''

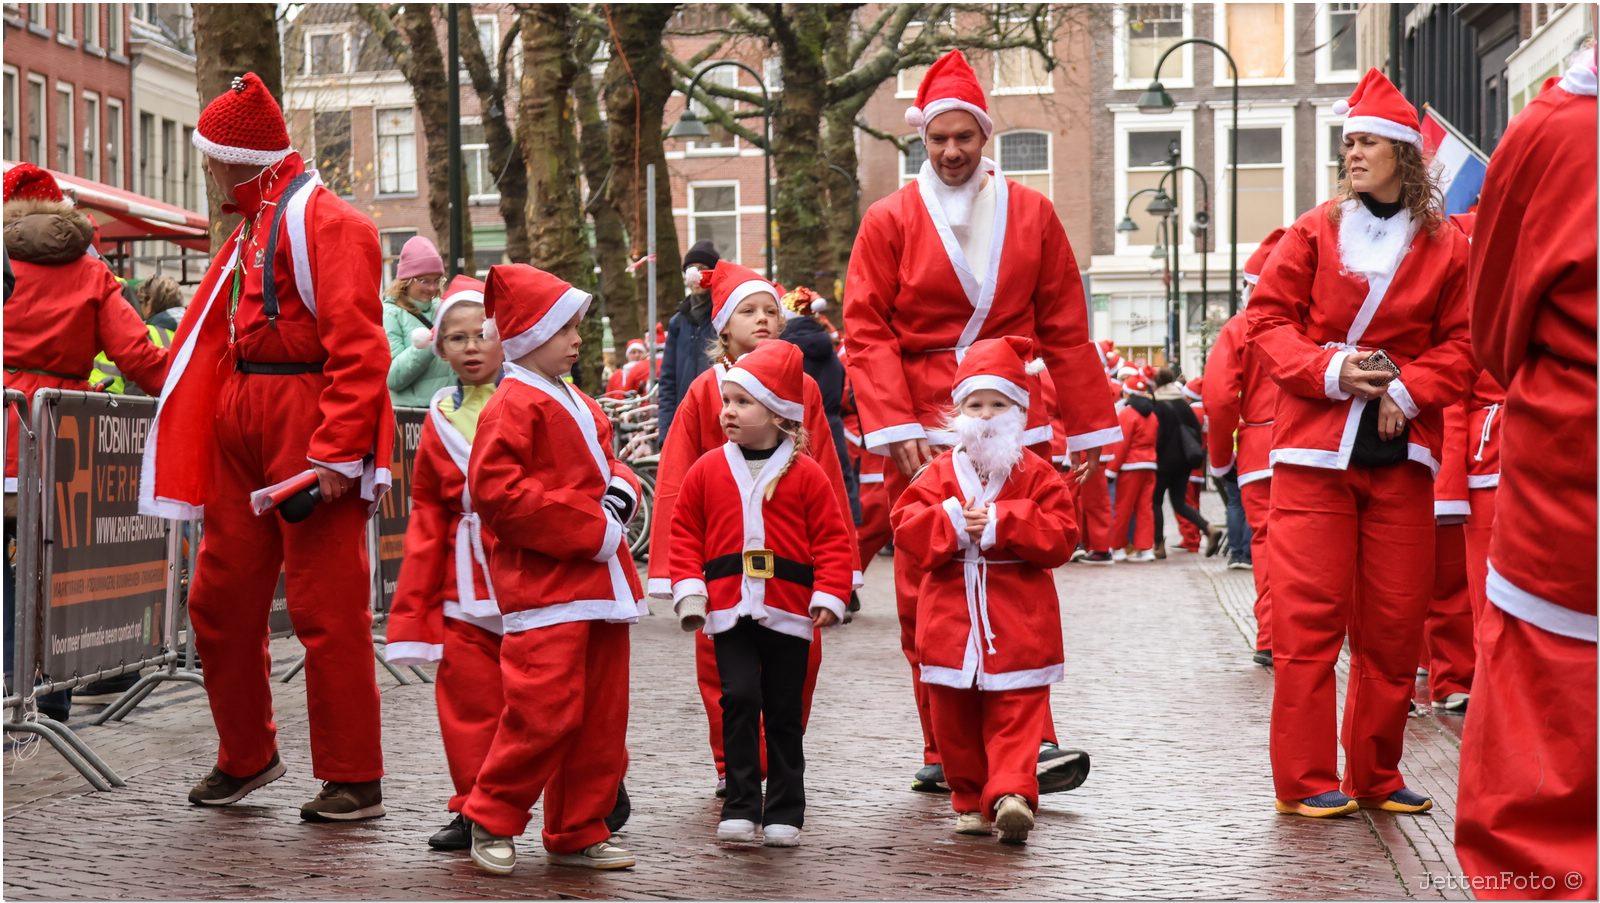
[3,163,64,204]
[722,339,804,422]
[482,264,592,362]
[903,50,993,140]
[952,335,1045,410]
[655,322,667,346]
[1122,374,1151,396]
[684,260,780,334]
[193,73,294,167]
[1181,378,1204,402]
[1243,227,1288,285]
[1333,68,1422,149]
[1116,365,1138,380]
[414,275,487,355]
[625,338,647,355]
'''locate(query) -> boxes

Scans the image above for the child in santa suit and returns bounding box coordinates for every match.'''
[668,340,852,847]
[891,336,1078,844]
[460,264,644,875]
[605,339,650,399]
[1106,375,1158,562]
[645,260,858,796]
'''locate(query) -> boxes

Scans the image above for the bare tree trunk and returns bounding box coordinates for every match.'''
[602,3,684,339]
[193,3,282,253]
[821,6,865,299]
[574,20,638,347]
[518,5,602,389]
[763,4,829,289]
[458,5,530,263]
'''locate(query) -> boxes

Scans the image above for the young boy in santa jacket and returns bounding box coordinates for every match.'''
[891,336,1079,844]
[1106,375,1159,563]
[669,340,853,847]
[459,264,644,875]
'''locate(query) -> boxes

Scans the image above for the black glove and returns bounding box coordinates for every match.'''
[602,480,638,526]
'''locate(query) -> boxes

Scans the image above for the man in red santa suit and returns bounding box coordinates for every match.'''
[1455,48,1596,897]
[844,49,1115,794]
[1247,68,1475,818]
[140,73,393,820]
[1203,229,1286,666]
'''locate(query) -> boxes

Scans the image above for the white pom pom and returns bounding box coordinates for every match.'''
[483,318,499,341]
[410,326,434,350]
[1332,99,1349,116]
[809,298,828,313]
[904,106,925,129]
[1025,358,1047,376]
[683,267,704,289]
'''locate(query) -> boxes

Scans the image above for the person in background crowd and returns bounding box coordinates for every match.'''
[1455,47,1596,897]
[384,235,454,408]
[779,285,859,525]
[1149,369,1222,558]
[92,276,186,395]
[604,339,650,399]
[659,239,721,437]
[1248,68,1474,819]
[1420,397,1473,713]
[1106,375,1157,563]
[1176,378,1210,555]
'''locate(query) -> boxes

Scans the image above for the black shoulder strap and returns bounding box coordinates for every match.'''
[260,171,317,321]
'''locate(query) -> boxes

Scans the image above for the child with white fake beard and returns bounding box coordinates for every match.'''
[890,336,1079,845]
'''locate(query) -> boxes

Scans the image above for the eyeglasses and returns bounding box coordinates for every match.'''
[411,277,442,289]
[441,332,487,351]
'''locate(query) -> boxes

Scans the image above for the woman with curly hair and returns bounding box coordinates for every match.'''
[1246,69,1476,819]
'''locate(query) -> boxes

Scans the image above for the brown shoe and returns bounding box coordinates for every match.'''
[300,779,386,822]
[1154,542,1167,560]
[188,752,286,806]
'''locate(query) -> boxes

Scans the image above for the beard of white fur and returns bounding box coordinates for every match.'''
[951,406,1026,482]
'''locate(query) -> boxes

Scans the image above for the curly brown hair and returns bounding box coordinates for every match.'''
[1328,137,1445,236]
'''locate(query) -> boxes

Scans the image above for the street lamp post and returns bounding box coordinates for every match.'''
[1137,38,1241,317]
[668,62,774,278]
[1156,162,1213,373]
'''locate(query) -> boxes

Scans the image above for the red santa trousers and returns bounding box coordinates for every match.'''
[1267,462,1433,801]
[463,620,628,852]
[187,373,383,783]
[927,684,1048,817]
[1464,488,1496,624]
[856,470,894,568]
[1240,478,1273,651]
[1456,603,1596,899]
[694,627,821,778]
[1107,471,1155,552]
[437,618,503,813]
[1421,524,1474,700]
[1178,479,1203,550]
[1077,466,1112,554]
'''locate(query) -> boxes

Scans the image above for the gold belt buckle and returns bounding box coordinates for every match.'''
[742,549,775,580]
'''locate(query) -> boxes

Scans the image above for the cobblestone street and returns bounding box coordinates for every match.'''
[4,501,1470,900]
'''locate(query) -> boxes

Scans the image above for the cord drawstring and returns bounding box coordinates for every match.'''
[1474,403,1499,463]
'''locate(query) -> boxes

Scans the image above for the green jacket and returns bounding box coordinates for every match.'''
[383,297,455,408]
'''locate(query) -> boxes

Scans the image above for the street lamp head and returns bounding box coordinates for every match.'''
[1150,242,1167,260]
[1116,215,1139,233]
[1145,189,1176,217]
[1136,81,1176,113]
[667,109,711,140]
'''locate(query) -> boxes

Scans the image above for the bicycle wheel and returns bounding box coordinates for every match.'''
[626,464,655,561]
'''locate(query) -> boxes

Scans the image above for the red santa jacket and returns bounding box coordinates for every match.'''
[890,448,1077,690]
[1434,401,1471,519]
[604,359,649,399]
[1106,400,1157,477]
[1467,65,1596,633]
[1203,311,1281,487]
[384,386,503,665]
[669,440,853,641]
[1464,369,1506,488]
[138,156,393,519]
[646,361,859,597]
[1246,199,1475,475]
[1099,379,1124,466]
[843,165,1119,455]
[469,363,644,631]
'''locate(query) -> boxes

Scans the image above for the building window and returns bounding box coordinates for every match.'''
[474,14,498,58]
[376,107,417,195]
[182,126,195,209]
[2,69,17,162]
[25,76,46,165]
[380,229,418,284]
[23,1,42,28]
[900,136,926,187]
[1324,123,1344,201]
[1219,123,1291,247]
[764,57,783,93]
[53,2,69,39]
[105,99,122,188]
[1316,2,1359,82]
[687,183,739,264]
[54,82,73,174]
[1123,128,1183,248]
[998,130,1051,197]
[683,63,740,154]
[305,29,349,76]
[896,10,955,96]
[1106,293,1170,350]
[313,111,353,197]
[82,2,98,48]
[161,118,177,202]
[1215,3,1292,84]
[1117,4,1189,88]
[461,120,498,201]
[993,6,1053,94]
[105,2,121,55]
[82,92,99,181]
[139,112,154,196]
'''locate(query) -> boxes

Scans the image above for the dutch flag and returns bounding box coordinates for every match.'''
[1420,105,1489,216]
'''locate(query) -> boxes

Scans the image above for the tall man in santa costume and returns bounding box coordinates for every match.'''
[843,49,1117,793]
[1455,48,1596,897]
[140,74,394,820]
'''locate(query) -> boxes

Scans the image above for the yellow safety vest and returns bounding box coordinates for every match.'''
[90,324,172,395]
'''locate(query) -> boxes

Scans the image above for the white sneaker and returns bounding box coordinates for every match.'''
[1111,549,1127,562]
[1130,549,1157,562]
[1069,548,1088,562]
[994,794,1035,844]
[469,823,517,875]
[1433,692,1469,714]
[547,840,636,870]
[954,812,994,835]
[762,824,801,847]
[717,818,758,842]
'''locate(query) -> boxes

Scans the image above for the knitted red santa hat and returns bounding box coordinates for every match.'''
[482,264,591,362]
[684,260,779,334]
[193,73,293,167]
[952,335,1045,409]
[722,339,805,422]
[413,274,487,355]
[1333,68,1422,149]
[904,50,993,140]
[3,163,64,204]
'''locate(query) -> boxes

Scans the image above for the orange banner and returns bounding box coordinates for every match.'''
[49,560,167,608]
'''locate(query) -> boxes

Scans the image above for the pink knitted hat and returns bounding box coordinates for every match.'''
[396,236,444,280]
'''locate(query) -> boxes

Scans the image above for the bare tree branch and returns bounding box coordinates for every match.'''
[856,117,913,152]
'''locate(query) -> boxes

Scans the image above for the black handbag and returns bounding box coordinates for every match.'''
[1350,399,1409,467]
[1179,422,1205,470]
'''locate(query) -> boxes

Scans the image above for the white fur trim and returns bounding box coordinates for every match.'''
[672,578,709,603]
[904,105,925,129]
[978,503,998,551]
[501,285,592,361]
[1487,562,1598,642]
[684,267,705,289]
[1332,98,1350,116]
[1466,473,1499,489]
[410,326,434,350]
[862,422,927,452]
[722,365,804,422]
[809,591,847,625]
[712,280,776,334]
[443,601,504,635]
[1324,351,1353,400]
[1342,115,1422,149]
[382,641,443,665]
[282,174,320,317]
[1238,468,1273,486]
[1337,199,1415,278]
[1024,358,1047,376]
[952,374,1029,409]
[1435,500,1471,517]
[647,576,673,600]
[499,597,641,632]
[809,298,828,313]
[483,319,500,341]
[917,98,993,139]
[859,471,885,485]
[1021,424,1053,446]
[1066,424,1125,453]
[307,456,363,479]
[943,497,972,549]
[1385,378,1420,420]
[593,511,624,562]
[191,129,294,166]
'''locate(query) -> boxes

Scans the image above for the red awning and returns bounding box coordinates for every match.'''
[2,160,210,253]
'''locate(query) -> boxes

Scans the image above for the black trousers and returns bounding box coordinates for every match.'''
[1152,458,1209,544]
[714,616,810,828]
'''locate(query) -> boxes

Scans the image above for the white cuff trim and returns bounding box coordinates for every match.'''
[862,422,927,451]
[1386,378,1420,420]
[1434,500,1471,517]
[593,516,623,563]
[943,497,971,548]
[1324,351,1352,401]
[1208,459,1235,478]
[307,457,363,479]
[1487,562,1598,643]
[809,591,848,625]
[382,641,443,665]
[647,576,673,600]
[672,577,709,603]
[978,503,998,551]
[1066,425,1125,453]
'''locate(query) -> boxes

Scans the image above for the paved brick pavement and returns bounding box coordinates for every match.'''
[4,493,1471,900]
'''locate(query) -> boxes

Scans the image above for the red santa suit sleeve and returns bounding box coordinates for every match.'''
[305,210,393,473]
[1032,216,1123,452]
[383,417,454,663]
[1203,314,1245,476]
[842,210,922,447]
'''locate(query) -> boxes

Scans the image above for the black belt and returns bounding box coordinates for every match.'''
[235,359,325,375]
[704,551,813,588]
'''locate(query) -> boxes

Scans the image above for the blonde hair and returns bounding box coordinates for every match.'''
[706,334,732,366]
[385,277,431,315]
[1328,138,1445,236]
[764,419,810,501]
